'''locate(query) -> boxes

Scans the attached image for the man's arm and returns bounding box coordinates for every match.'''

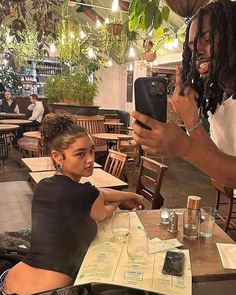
[14,104,20,114]
[132,111,236,187]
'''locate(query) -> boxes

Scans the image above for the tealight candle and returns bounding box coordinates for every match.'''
[160,207,170,224]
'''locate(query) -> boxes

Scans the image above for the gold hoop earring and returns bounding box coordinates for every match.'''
[57,163,63,171]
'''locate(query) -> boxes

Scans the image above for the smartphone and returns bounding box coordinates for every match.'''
[134,76,167,129]
[162,251,185,277]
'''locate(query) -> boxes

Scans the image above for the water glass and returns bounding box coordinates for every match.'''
[160,207,170,224]
[183,208,199,240]
[127,227,148,264]
[200,207,217,238]
[111,211,130,242]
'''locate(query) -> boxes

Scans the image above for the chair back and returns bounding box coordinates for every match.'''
[76,115,107,153]
[104,149,128,179]
[136,156,168,209]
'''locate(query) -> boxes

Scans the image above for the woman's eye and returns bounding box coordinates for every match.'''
[77,152,85,157]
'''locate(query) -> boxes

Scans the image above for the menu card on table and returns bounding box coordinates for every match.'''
[74,212,192,295]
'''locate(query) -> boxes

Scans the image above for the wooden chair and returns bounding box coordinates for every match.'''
[17,136,47,157]
[136,156,168,209]
[211,179,236,232]
[76,115,107,154]
[117,137,138,175]
[104,149,128,180]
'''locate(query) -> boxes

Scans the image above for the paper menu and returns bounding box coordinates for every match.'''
[74,212,192,295]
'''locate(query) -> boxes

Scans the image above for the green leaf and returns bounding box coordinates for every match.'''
[153,8,162,30]
[161,6,170,22]
[144,2,155,30]
[129,14,140,31]
[135,1,145,17]
[128,0,138,16]
[155,27,164,40]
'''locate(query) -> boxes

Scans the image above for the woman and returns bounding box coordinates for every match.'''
[2,113,144,295]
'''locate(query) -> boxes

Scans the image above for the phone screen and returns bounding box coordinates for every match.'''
[134,76,167,129]
[162,251,185,277]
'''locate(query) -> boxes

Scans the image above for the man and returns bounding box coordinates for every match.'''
[132,0,236,187]
[27,94,45,126]
[0,90,20,113]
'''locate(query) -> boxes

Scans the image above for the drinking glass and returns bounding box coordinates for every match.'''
[127,227,148,263]
[111,211,130,242]
[200,207,217,238]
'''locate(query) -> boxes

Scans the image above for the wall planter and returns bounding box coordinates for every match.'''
[106,23,123,36]
[50,103,100,116]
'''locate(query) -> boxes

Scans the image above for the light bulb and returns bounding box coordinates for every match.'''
[105,17,110,24]
[112,0,119,12]
[128,64,133,71]
[88,47,95,59]
[129,47,136,58]
[173,38,179,48]
[80,31,86,39]
[49,43,56,53]
[96,19,102,28]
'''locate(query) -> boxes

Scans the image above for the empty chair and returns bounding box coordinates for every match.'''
[136,156,168,209]
[117,137,138,175]
[76,115,107,154]
[17,136,47,157]
[211,179,236,232]
[104,149,128,180]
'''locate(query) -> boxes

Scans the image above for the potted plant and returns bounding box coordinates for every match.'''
[141,39,156,62]
[44,70,100,115]
[106,19,124,36]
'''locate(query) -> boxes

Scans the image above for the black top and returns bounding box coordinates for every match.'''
[1,99,17,113]
[24,175,100,279]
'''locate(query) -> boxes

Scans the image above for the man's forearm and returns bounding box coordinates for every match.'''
[99,188,135,202]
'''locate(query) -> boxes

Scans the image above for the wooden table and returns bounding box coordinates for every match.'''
[0,124,20,163]
[0,112,25,119]
[23,131,41,139]
[136,210,236,283]
[29,168,128,189]
[22,157,102,172]
[0,119,32,125]
[92,133,132,150]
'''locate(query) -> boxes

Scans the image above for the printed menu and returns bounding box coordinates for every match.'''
[74,212,192,295]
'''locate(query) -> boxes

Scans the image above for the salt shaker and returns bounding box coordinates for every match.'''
[167,210,178,233]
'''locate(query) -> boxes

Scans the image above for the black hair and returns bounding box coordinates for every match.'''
[182,0,236,116]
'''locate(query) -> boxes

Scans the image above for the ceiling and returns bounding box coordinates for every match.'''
[66,0,185,64]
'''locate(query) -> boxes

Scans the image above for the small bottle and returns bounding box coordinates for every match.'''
[167,210,178,233]
[183,196,201,240]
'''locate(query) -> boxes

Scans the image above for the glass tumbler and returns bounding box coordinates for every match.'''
[127,227,148,263]
[111,211,130,242]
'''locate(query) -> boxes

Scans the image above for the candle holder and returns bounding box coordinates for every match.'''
[160,207,170,224]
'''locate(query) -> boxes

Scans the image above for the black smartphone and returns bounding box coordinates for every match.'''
[134,76,167,129]
[162,251,185,277]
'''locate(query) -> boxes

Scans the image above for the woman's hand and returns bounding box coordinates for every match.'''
[132,111,192,158]
[170,66,199,129]
[120,193,145,210]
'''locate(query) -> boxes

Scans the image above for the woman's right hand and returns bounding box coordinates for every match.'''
[170,66,199,129]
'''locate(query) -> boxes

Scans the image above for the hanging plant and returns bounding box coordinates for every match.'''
[0,0,61,46]
[141,39,156,62]
[129,0,170,32]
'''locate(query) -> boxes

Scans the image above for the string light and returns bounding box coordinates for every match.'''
[88,47,95,59]
[80,31,86,39]
[128,47,136,58]
[128,64,134,71]
[96,19,102,28]
[105,17,110,24]
[112,0,119,12]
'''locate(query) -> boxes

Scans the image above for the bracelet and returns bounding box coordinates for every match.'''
[186,120,202,133]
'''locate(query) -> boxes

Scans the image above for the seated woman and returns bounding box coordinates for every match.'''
[1,113,144,295]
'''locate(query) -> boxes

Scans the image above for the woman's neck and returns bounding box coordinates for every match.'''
[56,170,81,182]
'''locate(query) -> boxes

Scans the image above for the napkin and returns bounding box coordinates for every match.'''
[149,237,183,254]
[217,243,236,269]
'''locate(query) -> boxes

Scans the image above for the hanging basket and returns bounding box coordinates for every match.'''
[106,23,123,36]
[141,52,156,62]
[165,0,210,17]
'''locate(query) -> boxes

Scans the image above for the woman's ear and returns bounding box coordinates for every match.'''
[51,150,63,164]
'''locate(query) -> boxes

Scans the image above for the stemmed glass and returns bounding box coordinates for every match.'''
[127,227,148,264]
[111,211,130,242]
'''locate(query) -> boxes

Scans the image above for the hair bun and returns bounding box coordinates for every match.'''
[41,113,76,143]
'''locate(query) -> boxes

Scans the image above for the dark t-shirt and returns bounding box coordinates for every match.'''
[24,174,100,279]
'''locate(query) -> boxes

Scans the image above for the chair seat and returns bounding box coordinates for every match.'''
[17,137,41,156]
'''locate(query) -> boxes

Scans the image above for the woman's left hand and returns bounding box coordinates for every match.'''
[119,194,145,210]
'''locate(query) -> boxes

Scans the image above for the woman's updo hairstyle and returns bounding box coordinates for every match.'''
[41,113,89,153]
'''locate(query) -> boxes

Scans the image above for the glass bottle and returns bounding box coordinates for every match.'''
[183,196,201,240]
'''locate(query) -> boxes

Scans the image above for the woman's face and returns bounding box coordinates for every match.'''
[188,14,212,79]
[58,135,95,181]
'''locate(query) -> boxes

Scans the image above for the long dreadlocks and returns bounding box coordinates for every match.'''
[182,0,236,117]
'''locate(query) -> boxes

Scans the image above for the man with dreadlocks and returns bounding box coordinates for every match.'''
[131,0,236,187]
